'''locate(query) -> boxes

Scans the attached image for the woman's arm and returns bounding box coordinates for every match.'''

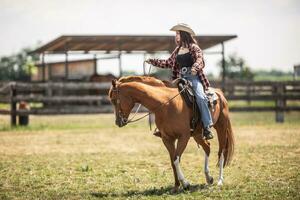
[147,47,179,69]
[191,44,205,71]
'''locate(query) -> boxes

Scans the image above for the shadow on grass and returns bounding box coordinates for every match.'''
[91,184,207,198]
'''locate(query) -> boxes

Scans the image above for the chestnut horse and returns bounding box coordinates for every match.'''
[108,76,234,192]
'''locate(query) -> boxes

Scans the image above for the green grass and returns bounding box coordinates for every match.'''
[0,104,9,110]
[253,75,294,81]
[0,113,299,199]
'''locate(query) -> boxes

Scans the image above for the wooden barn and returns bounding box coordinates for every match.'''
[32,58,97,81]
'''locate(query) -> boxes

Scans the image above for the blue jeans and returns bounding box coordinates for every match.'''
[183,74,213,129]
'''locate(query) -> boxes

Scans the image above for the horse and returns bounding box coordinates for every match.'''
[108,75,234,192]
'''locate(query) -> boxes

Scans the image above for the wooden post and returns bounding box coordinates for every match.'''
[93,54,97,75]
[48,63,52,81]
[46,82,53,108]
[246,84,251,106]
[275,84,285,123]
[228,84,234,96]
[118,52,122,77]
[29,56,32,82]
[221,42,226,92]
[143,53,147,75]
[10,84,17,126]
[42,53,45,82]
[65,52,69,81]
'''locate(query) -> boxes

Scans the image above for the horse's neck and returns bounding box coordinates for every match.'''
[122,82,172,112]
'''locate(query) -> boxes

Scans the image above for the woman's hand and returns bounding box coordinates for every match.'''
[145,59,151,64]
[191,67,197,75]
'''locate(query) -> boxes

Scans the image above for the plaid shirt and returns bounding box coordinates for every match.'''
[148,43,210,90]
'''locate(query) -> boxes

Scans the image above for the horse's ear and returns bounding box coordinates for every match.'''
[112,79,117,88]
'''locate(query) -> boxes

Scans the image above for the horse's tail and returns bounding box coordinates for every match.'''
[223,112,234,167]
[215,89,235,167]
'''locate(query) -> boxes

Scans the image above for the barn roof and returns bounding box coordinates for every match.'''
[35,58,96,67]
[31,34,237,54]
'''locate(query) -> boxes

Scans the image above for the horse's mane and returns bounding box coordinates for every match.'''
[118,76,175,88]
[109,76,174,99]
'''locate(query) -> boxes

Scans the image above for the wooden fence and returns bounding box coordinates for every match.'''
[210,80,300,122]
[0,80,299,125]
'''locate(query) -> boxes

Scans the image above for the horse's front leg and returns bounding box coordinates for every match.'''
[204,152,214,184]
[174,135,190,190]
[162,137,180,192]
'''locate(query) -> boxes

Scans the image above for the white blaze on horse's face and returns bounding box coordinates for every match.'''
[109,80,135,127]
[117,94,134,125]
[109,80,126,127]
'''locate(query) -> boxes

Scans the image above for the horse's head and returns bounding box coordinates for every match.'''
[108,79,135,127]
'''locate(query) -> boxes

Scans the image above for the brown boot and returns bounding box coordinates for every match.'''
[203,127,214,140]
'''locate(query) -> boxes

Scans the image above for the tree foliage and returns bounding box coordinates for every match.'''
[219,53,254,81]
[0,47,39,81]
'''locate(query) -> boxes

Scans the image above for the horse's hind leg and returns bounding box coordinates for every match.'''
[214,124,226,186]
[193,134,213,185]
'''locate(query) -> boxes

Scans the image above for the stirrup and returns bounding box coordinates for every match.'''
[204,133,214,140]
[203,129,214,140]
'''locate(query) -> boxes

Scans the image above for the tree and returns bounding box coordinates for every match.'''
[0,47,39,81]
[218,53,254,81]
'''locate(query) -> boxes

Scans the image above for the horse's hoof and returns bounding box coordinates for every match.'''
[217,180,223,186]
[183,181,190,190]
[207,176,214,185]
[170,186,179,194]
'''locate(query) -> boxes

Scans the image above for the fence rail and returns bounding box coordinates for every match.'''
[0,80,299,125]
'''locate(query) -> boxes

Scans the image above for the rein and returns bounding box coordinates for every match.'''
[127,84,188,124]
[113,82,189,125]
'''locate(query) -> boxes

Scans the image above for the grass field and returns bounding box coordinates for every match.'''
[0,112,299,200]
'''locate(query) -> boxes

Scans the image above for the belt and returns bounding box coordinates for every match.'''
[180,67,192,75]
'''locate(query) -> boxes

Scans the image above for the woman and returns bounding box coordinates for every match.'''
[145,23,214,140]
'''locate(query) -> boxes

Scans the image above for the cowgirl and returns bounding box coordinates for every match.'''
[146,23,214,140]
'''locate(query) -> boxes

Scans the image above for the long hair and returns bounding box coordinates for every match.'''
[179,31,198,47]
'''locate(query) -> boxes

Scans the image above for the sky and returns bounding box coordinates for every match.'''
[0,0,299,76]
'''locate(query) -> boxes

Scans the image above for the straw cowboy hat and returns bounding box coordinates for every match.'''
[170,23,196,36]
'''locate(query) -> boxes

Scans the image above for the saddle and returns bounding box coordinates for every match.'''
[175,78,218,134]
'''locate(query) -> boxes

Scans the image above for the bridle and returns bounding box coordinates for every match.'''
[111,86,129,127]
